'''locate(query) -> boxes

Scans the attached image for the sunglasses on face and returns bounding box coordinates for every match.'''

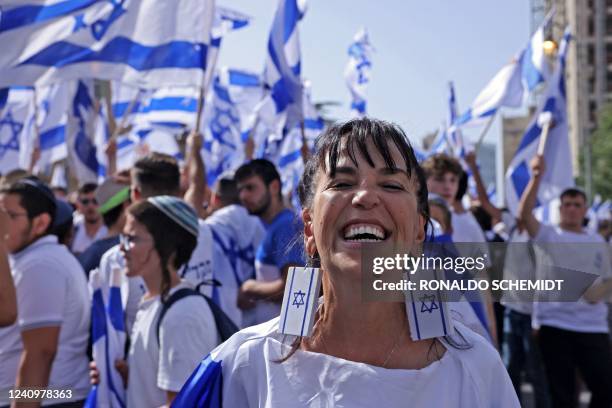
[80,198,98,206]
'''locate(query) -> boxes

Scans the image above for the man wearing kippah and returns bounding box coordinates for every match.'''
[78,179,131,277]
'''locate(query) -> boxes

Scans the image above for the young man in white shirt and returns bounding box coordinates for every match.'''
[71,183,107,255]
[519,155,612,407]
[0,178,90,407]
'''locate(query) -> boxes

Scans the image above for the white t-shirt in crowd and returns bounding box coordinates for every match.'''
[187,318,519,407]
[71,218,108,254]
[0,236,91,405]
[127,281,219,408]
[532,224,612,333]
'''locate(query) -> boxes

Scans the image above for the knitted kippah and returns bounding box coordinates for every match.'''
[146,196,199,238]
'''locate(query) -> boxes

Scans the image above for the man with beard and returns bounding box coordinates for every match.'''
[71,183,107,255]
[234,159,303,325]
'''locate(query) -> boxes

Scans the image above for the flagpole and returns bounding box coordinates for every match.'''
[195,41,221,133]
[536,114,553,156]
[474,111,497,153]
[29,88,41,174]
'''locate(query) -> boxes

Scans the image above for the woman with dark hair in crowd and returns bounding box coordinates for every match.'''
[173,118,518,407]
[91,196,219,408]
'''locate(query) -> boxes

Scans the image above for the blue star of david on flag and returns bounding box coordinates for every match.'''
[0,110,23,159]
[292,290,305,308]
[419,294,439,314]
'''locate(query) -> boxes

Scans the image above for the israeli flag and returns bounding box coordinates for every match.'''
[201,68,265,185]
[112,83,198,132]
[447,82,467,158]
[201,75,243,186]
[505,28,573,216]
[85,269,126,408]
[256,0,307,138]
[0,88,34,174]
[67,80,107,183]
[344,27,373,117]
[35,83,71,173]
[0,0,215,88]
[454,11,553,129]
[301,80,325,151]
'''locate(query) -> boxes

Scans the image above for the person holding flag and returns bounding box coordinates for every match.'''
[518,155,612,407]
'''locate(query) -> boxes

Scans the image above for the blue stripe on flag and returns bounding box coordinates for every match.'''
[282,0,301,42]
[300,268,315,337]
[143,97,197,113]
[227,70,260,87]
[511,160,531,200]
[20,37,208,71]
[278,149,301,168]
[281,267,297,333]
[0,0,98,33]
[39,126,65,150]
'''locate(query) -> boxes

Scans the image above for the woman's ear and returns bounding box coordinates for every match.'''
[415,214,426,243]
[302,207,317,257]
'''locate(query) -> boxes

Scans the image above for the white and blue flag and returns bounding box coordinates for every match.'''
[35,83,71,173]
[454,11,554,128]
[256,0,307,138]
[0,0,215,88]
[67,80,108,182]
[85,268,127,408]
[0,87,34,174]
[505,28,573,216]
[344,27,373,117]
[447,82,467,158]
[201,75,244,186]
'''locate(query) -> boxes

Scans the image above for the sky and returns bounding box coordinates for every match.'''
[217,0,532,146]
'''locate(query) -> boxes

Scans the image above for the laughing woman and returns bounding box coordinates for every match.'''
[172,118,519,407]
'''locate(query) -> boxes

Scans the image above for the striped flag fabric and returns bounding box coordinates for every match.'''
[85,268,126,408]
[0,0,215,88]
[344,27,373,117]
[505,28,573,216]
[256,0,307,138]
[453,11,554,129]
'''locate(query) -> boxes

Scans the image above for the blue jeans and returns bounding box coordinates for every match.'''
[504,309,551,408]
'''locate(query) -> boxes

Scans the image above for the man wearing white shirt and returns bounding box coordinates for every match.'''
[0,178,90,407]
[519,155,612,408]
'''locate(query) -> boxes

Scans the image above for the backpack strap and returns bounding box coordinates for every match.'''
[156,288,238,346]
[156,288,199,345]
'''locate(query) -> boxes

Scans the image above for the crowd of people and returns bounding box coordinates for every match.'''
[0,117,610,407]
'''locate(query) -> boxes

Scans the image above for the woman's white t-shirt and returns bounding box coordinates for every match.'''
[127,281,219,408]
[180,318,520,407]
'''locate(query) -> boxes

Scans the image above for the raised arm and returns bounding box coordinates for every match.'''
[465,151,501,223]
[183,131,207,215]
[517,155,544,238]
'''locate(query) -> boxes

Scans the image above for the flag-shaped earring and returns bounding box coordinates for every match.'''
[278,264,322,337]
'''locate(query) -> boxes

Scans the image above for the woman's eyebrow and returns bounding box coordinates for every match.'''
[331,166,358,176]
[379,167,409,177]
